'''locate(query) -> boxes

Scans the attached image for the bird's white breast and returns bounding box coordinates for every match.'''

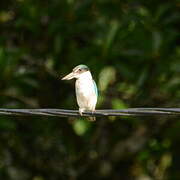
[75,72,97,111]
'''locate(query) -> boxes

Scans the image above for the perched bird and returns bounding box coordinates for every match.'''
[62,64,98,121]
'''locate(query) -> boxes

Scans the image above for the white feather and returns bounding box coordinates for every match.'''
[75,71,97,112]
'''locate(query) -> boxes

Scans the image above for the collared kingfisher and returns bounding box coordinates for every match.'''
[62,64,98,121]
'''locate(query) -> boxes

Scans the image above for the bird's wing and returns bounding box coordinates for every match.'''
[93,80,98,97]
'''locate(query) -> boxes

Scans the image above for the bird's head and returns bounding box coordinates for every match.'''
[62,64,90,80]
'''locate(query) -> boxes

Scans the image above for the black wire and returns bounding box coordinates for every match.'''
[0,108,179,117]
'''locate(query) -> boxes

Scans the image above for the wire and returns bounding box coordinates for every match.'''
[0,108,179,117]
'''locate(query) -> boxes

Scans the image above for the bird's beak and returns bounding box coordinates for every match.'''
[61,72,75,80]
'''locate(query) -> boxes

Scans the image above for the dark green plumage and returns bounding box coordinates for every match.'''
[73,64,89,72]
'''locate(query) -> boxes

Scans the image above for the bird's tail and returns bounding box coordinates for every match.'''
[88,116,96,121]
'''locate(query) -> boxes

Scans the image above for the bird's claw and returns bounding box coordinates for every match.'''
[79,108,85,116]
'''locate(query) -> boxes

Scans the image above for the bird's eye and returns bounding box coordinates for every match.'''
[78,69,82,72]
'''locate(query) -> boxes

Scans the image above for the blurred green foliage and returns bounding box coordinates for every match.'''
[0,0,180,179]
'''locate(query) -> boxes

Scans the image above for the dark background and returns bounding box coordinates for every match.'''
[0,0,180,179]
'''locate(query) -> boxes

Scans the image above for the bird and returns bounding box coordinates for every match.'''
[62,64,98,121]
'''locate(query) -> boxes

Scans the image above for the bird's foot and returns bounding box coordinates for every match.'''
[79,109,96,121]
[79,108,85,116]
